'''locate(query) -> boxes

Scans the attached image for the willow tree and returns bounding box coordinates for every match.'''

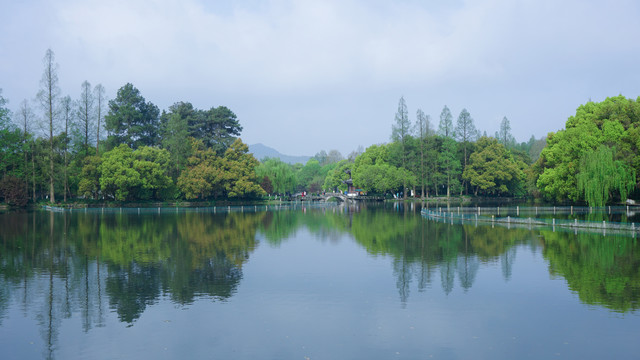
[255,157,297,195]
[577,146,635,207]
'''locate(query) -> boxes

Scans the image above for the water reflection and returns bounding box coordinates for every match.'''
[1,204,639,357]
[540,229,640,312]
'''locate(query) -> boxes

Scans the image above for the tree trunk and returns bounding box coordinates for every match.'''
[31,144,36,202]
[49,96,55,203]
[446,174,450,199]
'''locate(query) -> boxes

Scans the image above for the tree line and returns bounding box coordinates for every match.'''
[1,49,639,207]
[317,95,640,207]
[0,49,265,205]
[317,97,546,200]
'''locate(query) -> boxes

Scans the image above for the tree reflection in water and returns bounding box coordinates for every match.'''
[0,204,639,358]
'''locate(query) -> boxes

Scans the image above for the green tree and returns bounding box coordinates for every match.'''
[104,83,160,150]
[323,160,352,192]
[0,89,9,127]
[76,80,94,155]
[391,97,411,199]
[98,144,172,201]
[16,100,35,199]
[94,84,106,155]
[0,90,24,182]
[496,116,515,147]
[0,126,23,179]
[353,144,415,195]
[99,144,140,201]
[463,137,524,196]
[161,105,192,180]
[424,134,441,196]
[36,48,60,203]
[577,145,635,206]
[313,150,328,166]
[60,95,73,201]
[177,139,223,200]
[536,96,640,202]
[296,159,323,193]
[255,158,297,195]
[133,146,173,200]
[77,155,102,199]
[414,109,431,198]
[455,108,478,194]
[438,137,461,197]
[191,106,242,155]
[438,105,454,138]
[219,139,265,198]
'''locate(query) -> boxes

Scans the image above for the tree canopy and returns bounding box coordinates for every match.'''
[536,95,640,203]
[105,83,161,150]
[463,137,524,196]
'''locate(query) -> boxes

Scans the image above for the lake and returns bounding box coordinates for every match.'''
[1,203,639,359]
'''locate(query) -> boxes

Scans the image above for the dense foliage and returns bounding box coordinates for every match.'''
[1,49,638,206]
[535,95,640,205]
[0,74,263,204]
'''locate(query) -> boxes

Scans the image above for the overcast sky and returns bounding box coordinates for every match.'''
[1,0,639,156]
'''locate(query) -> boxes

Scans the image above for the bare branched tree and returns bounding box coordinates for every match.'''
[36,48,61,203]
[94,84,106,155]
[16,100,36,200]
[77,80,94,155]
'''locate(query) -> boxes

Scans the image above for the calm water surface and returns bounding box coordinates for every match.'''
[0,204,639,359]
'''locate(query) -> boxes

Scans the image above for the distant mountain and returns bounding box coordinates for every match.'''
[248,143,311,165]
